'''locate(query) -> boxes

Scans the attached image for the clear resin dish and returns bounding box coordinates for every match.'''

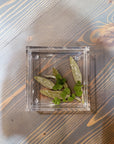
[26,46,92,112]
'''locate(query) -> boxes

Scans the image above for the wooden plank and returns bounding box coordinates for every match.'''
[0,0,113,144]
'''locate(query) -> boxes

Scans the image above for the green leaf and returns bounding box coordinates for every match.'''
[75,90,83,97]
[56,77,66,85]
[72,93,75,99]
[53,68,59,76]
[57,101,60,105]
[63,98,67,102]
[52,69,67,90]
[74,86,82,91]
[34,76,55,89]
[60,88,71,99]
[52,97,61,105]
[53,84,63,90]
[52,68,68,90]
[40,89,62,99]
[63,83,68,88]
[68,97,74,102]
[60,91,66,98]
[77,81,82,85]
[70,56,82,83]
[74,81,83,97]
[56,73,62,79]
[64,88,70,95]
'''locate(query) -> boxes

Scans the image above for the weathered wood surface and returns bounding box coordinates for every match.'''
[0,0,113,144]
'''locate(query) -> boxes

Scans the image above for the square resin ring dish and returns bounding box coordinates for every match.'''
[26,46,95,112]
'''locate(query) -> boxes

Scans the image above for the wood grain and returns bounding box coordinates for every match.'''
[0,0,113,144]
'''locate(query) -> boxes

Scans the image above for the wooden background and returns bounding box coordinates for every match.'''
[0,0,114,144]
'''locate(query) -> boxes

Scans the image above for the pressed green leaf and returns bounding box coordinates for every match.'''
[52,97,61,105]
[40,89,62,99]
[44,75,56,79]
[64,88,70,95]
[68,97,74,102]
[34,76,55,89]
[53,84,63,90]
[72,94,75,99]
[60,88,71,99]
[75,90,83,97]
[52,68,67,90]
[70,56,82,83]
[74,81,83,97]
[53,68,59,76]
